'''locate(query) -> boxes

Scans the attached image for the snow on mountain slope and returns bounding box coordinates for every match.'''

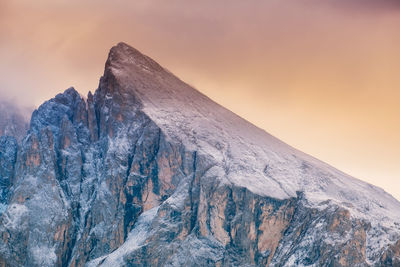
[87,206,159,267]
[106,42,400,224]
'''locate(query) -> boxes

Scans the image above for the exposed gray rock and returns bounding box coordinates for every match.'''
[0,42,399,267]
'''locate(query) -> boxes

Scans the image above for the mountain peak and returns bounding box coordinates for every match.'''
[99,43,400,220]
[105,42,165,74]
[97,42,170,99]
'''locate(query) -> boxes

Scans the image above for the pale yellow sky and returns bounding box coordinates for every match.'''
[1,0,399,200]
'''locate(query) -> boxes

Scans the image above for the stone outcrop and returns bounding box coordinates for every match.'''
[0,43,399,266]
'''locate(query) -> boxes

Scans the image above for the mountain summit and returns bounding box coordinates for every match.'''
[0,42,399,266]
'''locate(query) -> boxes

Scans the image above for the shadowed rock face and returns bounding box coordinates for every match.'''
[0,43,400,266]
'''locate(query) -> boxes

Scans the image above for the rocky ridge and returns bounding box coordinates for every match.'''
[0,42,399,266]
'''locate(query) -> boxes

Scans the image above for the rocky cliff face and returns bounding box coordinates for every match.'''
[0,43,399,267]
[0,101,29,209]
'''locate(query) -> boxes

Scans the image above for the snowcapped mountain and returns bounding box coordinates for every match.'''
[0,42,399,266]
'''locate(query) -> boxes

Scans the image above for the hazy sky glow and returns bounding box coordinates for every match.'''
[1,0,400,200]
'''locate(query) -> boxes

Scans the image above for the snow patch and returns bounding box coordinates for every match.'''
[31,245,57,267]
[88,206,159,267]
[2,203,28,230]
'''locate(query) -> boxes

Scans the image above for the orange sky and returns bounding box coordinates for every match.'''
[1,0,400,200]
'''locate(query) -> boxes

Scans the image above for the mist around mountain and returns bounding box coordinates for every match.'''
[0,43,399,266]
[0,99,30,143]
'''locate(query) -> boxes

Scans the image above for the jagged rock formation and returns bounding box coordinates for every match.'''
[0,101,29,208]
[0,42,399,267]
